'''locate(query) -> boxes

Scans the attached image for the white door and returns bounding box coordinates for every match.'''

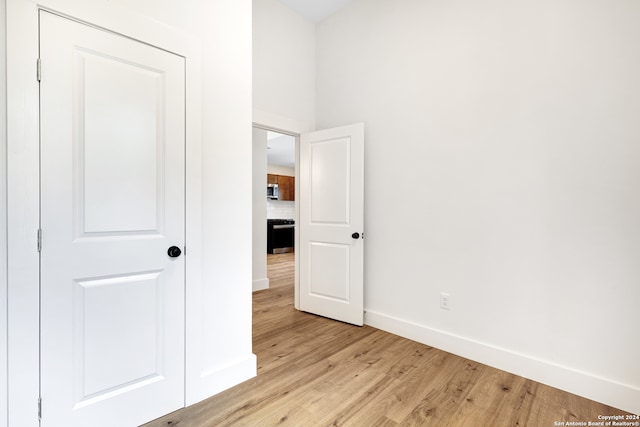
[39,11,185,426]
[299,123,365,326]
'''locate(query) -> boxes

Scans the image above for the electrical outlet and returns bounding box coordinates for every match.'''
[440,292,451,310]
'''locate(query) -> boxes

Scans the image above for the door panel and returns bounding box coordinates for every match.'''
[300,123,364,326]
[310,138,351,223]
[309,242,350,301]
[39,11,185,426]
[81,49,163,234]
[75,272,162,401]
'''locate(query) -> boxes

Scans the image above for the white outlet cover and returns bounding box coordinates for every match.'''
[440,292,451,310]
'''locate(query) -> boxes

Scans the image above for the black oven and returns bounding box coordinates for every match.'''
[267,219,295,253]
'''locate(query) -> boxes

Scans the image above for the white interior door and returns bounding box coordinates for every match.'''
[39,11,185,426]
[299,123,364,326]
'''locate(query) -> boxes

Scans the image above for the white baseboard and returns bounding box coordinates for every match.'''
[187,353,257,407]
[253,278,269,292]
[364,310,640,415]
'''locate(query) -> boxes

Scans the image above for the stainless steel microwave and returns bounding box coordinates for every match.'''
[267,183,279,200]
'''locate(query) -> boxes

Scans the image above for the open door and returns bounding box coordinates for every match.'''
[299,123,364,326]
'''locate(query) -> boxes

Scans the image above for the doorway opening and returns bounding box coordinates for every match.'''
[252,126,298,310]
[252,122,365,328]
[265,129,296,300]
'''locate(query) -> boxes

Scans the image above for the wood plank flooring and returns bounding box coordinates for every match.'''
[144,252,629,426]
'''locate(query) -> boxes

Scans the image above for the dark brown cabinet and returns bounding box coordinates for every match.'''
[280,175,294,201]
[268,174,295,201]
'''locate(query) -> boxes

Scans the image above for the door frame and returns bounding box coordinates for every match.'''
[6,1,202,424]
[252,122,301,310]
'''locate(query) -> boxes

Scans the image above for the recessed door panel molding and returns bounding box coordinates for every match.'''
[300,123,364,326]
[310,137,350,225]
[76,49,165,236]
[308,242,350,302]
[73,271,163,403]
[39,10,185,426]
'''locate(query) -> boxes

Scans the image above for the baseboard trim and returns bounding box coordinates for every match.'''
[187,353,257,406]
[253,278,269,292]
[364,310,640,415]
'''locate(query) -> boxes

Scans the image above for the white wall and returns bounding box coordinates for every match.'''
[267,164,295,176]
[253,128,269,291]
[1,0,8,424]
[316,0,640,414]
[5,0,254,423]
[252,0,315,298]
[108,0,255,402]
[191,0,255,400]
[253,0,315,132]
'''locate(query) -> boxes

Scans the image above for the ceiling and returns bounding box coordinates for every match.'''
[278,0,353,22]
[267,131,296,169]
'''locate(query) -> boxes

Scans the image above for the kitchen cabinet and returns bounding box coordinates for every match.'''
[279,175,294,201]
[267,174,295,201]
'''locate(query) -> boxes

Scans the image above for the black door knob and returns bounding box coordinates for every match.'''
[167,246,182,258]
[352,232,360,239]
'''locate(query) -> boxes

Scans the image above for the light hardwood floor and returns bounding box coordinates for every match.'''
[144,252,629,426]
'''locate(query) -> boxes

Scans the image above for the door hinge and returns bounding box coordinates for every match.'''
[37,58,41,82]
[37,229,42,252]
[38,397,42,420]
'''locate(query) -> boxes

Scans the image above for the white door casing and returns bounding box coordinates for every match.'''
[39,10,185,426]
[299,123,365,326]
